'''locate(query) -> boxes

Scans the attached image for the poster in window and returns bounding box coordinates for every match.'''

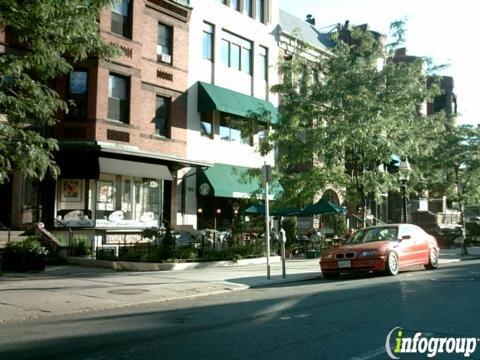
[61,179,83,202]
[97,181,113,203]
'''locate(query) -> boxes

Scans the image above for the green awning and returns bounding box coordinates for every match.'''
[197,81,278,124]
[197,164,282,199]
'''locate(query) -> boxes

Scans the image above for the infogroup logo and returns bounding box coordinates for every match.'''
[385,327,479,359]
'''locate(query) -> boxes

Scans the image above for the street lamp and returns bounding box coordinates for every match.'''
[214,208,221,250]
[232,203,239,230]
[197,208,204,256]
[399,156,412,223]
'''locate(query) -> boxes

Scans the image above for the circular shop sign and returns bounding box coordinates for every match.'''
[199,183,211,196]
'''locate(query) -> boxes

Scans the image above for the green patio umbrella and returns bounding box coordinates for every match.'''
[298,199,347,217]
[244,204,300,217]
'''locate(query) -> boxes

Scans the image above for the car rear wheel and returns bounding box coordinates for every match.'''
[385,252,399,276]
[424,248,439,270]
[322,272,339,280]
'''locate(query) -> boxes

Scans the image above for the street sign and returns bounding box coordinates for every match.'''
[262,164,272,183]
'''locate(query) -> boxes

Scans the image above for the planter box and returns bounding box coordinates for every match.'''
[1,251,46,272]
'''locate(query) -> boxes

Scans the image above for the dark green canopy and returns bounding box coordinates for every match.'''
[298,199,347,216]
[197,81,278,124]
[245,199,347,217]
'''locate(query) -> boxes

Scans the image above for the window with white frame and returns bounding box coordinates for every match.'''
[157,23,172,64]
[202,22,214,61]
[256,0,265,23]
[220,31,252,74]
[244,0,252,16]
[231,0,239,10]
[257,46,268,81]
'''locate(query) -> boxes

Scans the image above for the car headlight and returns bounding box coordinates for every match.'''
[359,250,381,257]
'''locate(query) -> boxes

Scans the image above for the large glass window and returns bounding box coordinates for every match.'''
[221,31,252,74]
[257,46,268,80]
[244,0,252,16]
[254,121,267,146]
[231,43,241,71]
[202,22,214,61]
[241,46,251,74]
[221,39,230,66]
[111,0,131,38]
[108,74,129,124]
[55,178,96,227]
[157,23,172,64]
[96,175,164,228]
[155,95,170,137]
[66,71,88,121]
[220,114,251,145]
[201,112,213,138]
[256,0,265,23]
[231,0,239,10]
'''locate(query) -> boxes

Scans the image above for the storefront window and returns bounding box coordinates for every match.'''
[55,175,164,228]
[55,179,95,227]
[95,174,164,228]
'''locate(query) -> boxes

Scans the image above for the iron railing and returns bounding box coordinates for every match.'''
[54,218,73,255]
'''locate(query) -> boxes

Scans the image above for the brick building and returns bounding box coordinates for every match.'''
[1,0,210,245]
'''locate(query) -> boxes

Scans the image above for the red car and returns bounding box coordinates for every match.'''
[320,224,439,279]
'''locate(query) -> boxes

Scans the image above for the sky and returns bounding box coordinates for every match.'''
[279,0,478,125]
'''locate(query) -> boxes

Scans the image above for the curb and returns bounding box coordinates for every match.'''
[66,256,282,271]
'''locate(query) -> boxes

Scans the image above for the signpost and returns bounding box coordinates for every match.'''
[279,227,286,278]
[262,163,271,279]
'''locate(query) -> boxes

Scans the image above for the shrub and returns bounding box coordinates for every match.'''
[156,226,175,260]
[1,236,47,272]
[174,246,198,260]
[71,235,90,257]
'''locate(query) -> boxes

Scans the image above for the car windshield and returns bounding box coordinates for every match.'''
[346,226,398,244]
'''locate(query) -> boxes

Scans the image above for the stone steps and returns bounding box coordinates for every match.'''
[0,231,27,248]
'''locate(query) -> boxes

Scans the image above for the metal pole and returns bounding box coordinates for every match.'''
[265,181,271,279]
[460,201,468,257]
[402,180,407,223]
[281,237,286,278]
[214,217,216,251]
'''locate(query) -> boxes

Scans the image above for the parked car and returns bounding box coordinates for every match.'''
[320,224,439,279]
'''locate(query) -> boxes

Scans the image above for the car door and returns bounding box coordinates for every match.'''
[403,225,429,264]
[411,226,430,264]
[396,225,417,267]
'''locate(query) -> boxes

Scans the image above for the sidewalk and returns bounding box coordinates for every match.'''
[0,247,479,323]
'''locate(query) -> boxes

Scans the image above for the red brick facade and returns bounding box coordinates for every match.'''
[55,0,190,158]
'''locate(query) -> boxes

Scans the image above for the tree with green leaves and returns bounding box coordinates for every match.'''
[259,21,446,223]
[0,0,119,184]
[418,124,480,254]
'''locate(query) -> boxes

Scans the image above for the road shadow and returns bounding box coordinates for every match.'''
[0,261,479,359]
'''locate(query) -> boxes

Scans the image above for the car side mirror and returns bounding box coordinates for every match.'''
[400,235,411,241]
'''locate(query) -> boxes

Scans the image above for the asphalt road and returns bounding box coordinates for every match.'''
[1,260,479,360]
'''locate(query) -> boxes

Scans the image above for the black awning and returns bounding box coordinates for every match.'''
[55,150,100,179]
[99,157,173,180]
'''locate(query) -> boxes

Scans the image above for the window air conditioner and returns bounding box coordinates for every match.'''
[161,53,172,63]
